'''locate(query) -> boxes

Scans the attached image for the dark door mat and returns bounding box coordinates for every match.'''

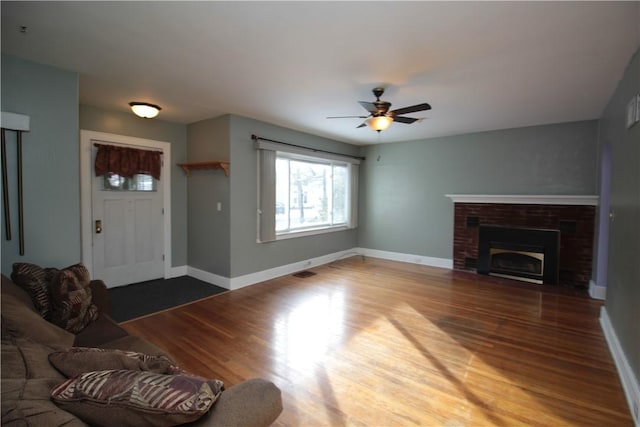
[108,276,226,323]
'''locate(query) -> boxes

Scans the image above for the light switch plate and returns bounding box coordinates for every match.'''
[636,93,640,123]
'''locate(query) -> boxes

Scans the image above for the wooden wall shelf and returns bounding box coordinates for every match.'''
[177,161,229,177]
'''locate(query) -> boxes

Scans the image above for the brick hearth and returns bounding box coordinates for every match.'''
[452,201,596,288]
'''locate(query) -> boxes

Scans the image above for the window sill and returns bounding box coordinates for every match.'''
[273,225,353,241]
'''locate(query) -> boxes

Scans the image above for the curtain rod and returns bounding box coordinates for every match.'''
[251,134,365,161]
[93,142,163,153]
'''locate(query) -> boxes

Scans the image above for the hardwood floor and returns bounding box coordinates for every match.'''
[122,256,633,426]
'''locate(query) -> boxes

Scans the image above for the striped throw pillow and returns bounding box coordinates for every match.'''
[49,264,98,333]
[51,370,223,426]
[11,262,57,320]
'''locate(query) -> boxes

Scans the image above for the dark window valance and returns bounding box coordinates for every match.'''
[94,144,162,180]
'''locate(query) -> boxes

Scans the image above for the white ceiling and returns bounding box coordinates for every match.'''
[2,1,639,145]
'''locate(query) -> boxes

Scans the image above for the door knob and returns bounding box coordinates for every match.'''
[609,211,616,222]
[95,220,102,234]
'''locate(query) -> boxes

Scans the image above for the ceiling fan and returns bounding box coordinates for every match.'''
[327,87,431,132]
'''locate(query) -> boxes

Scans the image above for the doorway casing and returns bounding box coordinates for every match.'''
[80,130,172,281]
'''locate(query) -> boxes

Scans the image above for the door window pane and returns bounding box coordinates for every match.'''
[103,173,157,192]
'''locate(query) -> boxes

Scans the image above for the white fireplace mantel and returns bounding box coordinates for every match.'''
[445,194,599,206]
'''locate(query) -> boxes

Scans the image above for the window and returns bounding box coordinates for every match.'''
[256,140,359,242]
[275,155,349,234]
[103,173,157,192]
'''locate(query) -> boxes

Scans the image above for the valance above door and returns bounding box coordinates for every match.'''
[94,143,162,180]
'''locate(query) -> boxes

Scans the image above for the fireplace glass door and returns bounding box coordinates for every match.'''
[489,248,544,284]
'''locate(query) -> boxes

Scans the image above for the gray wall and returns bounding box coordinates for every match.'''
[228,115,360,277]
[79,104,188,267]
[1,55,80,274]
[598,47,639,383]
[186,115,230,276]
[358,121,599,259]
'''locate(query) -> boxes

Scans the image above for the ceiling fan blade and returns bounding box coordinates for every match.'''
[326,115,368,119]
[393,116,419,124]
[358,101,379,114]
[390,103,431,116]
[356,122,367,128]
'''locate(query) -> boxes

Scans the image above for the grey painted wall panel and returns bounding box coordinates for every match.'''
[79,104,189,267]
[1,55,80,274]
[186,115,231,276]
[228,115,359,277]
[358,121,598,259]
[599,47,640,382]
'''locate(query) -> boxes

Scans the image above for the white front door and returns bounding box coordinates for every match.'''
[90,142,164,287]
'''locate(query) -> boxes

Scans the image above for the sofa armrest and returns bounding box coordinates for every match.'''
[194,378,283,427]
[89,280,110,315]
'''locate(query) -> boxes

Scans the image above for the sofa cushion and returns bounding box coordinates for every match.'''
[17,339,69,380]
[1,290,75,349]
[196,378,283,427]
[50,264,99,334]
[49,347,178,378]
[1,385,89,427]
[51,370,224,427]
[74,313,129,348]
[10,263,57,320]
[2,273,36,312]
[1,338,86,426]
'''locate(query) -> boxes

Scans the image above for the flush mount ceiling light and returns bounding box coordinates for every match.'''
[366,115,393,132]
[129,102,161,119]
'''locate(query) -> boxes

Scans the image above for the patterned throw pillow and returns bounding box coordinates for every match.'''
[49,347,180,378]
[51,370,224,427]
[11,262,58,320]
[49,264,99,334]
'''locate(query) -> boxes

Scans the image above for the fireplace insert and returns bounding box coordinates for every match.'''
[478,226,559,285]
[489,247,544,284]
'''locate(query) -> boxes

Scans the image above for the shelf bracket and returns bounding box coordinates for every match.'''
[177,161,230,177]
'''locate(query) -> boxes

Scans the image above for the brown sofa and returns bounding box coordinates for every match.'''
[1,274,283,426]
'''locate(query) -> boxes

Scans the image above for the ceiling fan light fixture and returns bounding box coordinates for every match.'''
[129,102,161,119]
[366,115,393,132]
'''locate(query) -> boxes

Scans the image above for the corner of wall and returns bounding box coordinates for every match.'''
[588,279,607,300]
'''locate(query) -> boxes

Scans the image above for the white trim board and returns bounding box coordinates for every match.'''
[167,266,188,279]
[186,247,452,291]
[80,130,172,281]
[445,194,599,206]
[187,266,230,290]
[356,248,453,269]
[229,249,368,290]
[1,111,30,131]
[600,306,640,425]
[589,279,607,300]
[189,249,362,291]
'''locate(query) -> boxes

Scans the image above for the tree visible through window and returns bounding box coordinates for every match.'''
[275,155,348,234]
[256,140,359,243]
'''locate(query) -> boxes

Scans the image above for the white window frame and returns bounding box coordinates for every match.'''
[256,140,359,243]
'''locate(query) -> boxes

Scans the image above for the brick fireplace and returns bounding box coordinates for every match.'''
[447,195,597,288]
